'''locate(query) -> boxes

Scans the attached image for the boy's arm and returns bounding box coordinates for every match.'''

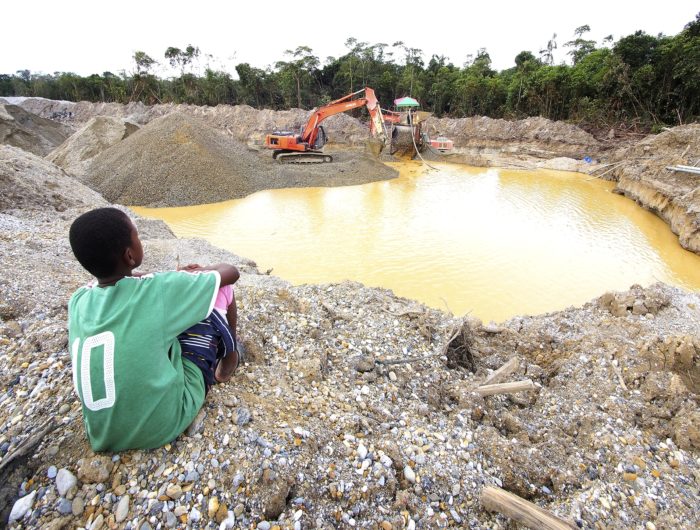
[181,263,239,287]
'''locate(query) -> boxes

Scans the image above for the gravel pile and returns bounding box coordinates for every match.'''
[47,116,139,177]
[85,112,397,207]
[1,148,699,529]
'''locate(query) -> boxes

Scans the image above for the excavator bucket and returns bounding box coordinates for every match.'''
[366,137,385,157]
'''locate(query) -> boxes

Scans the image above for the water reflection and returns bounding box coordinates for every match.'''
[133,162,700,322]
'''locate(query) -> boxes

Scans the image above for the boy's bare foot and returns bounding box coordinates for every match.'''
[214,340,244,383]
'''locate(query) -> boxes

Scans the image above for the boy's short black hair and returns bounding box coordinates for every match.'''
[69,207,133,278]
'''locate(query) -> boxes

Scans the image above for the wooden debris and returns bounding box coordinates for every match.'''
[444,323,476,372]
[482,357,520,386]
[475,379,535,397]
[376,353,438,366]
[0,418,57,473]
[480,486,576,530]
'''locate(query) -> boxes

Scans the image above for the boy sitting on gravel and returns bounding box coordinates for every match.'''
[67,207,242,452]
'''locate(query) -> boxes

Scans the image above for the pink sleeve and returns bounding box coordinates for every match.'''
[214,284,233,312]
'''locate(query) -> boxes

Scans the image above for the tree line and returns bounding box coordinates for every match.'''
[1,14,698,130]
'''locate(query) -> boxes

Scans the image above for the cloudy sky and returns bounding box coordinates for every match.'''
[1,1,696,77]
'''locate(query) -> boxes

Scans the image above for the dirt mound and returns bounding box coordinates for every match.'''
[47,116,139,176]
[423,115,602,166]
[0,145,107,212]
[0,104,70,156]
[85,112,397,207]
[610,124,700,253]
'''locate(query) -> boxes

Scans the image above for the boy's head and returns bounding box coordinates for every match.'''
[69,207,143,279]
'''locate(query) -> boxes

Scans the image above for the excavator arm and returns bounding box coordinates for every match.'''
[301,87,386,147]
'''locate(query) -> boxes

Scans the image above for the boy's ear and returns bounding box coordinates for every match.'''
[124,247,136,267]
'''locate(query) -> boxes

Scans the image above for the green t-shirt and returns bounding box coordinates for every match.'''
[68,270,220,452]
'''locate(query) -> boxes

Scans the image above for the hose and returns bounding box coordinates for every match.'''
[409,112,438,170]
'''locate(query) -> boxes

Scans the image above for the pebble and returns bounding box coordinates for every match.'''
[236,407,252,426]
[115,494,130,522]
[9,490,36,522]
[257,522,271,530]
[47,465,58,479]
[189,506,201,523]
[208,496,220,517]
[357,443,368,460]
[404,465,416,483]
[166,483,183,499]
[232,473,245,489]
[72,496,85,516]
[186,409,206,436]
[78,456,112,483]
[165,511,178,527]
[56,468,77,496]
[57,497,72,515]
[89,513,104,530]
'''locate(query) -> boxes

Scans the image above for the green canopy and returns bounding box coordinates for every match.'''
[394,96,419,108]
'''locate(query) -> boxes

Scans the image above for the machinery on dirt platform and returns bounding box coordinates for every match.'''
[264,87,387,163]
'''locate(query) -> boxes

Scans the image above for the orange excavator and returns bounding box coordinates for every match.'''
[264,87,387,163]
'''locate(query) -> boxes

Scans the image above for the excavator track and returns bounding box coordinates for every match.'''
[274,152,333,164]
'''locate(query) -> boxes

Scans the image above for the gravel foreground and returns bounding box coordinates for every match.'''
[1,141,700,529]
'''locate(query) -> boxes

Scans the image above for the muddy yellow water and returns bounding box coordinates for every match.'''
[133,162,700,322]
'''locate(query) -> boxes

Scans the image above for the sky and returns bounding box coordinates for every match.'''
[1,1,696,78]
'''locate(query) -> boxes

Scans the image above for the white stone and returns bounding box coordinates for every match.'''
[115,494,130,522]
[56,468,77,496]
[9,490,36,522]
[404,465,416,483]
[89,513,104,530]
[357,443,368,460]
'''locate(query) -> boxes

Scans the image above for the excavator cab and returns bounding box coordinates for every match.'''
[313,126,327,150]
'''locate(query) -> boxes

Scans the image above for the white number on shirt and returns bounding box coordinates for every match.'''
[71,331,116,411]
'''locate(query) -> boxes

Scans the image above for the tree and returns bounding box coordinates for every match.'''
[275,46,319,108]
[539,34,558,65]
[133,51,156,76]
[164,45,200,75]
[565,25,597,64]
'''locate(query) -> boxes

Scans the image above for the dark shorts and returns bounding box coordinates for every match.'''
[178,309,234,389]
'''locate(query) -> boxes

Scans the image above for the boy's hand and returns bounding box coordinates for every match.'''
[179,263,203,272]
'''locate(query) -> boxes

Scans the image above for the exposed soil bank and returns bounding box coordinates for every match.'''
[609,124,700,254]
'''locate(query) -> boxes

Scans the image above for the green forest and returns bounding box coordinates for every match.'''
[2,14,698,130]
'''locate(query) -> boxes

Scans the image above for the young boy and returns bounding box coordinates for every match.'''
[68,207,240,452]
